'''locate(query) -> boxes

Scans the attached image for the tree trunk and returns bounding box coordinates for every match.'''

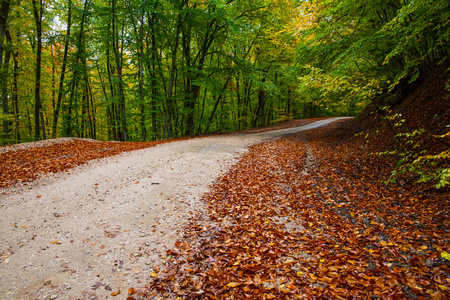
[64,0,87,137]
[106,29,118,141]
[138,0,146,141]
[0,0,10,73]
[112,0,127,141]
[143,4,164,140]
[235,73,241,130]
[12,41,19,143]
[1,29,11,142]
[150,14,158,140]
[182,20,193,135]
[32,0,43,141]
[52,0,72,138]
[164,9,184,139]
[253,75,267,128]
[204,75,232,134]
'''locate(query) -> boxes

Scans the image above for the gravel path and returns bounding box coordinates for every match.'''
[0,118,349,299]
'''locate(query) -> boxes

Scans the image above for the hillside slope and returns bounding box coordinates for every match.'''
[347,59,449,190]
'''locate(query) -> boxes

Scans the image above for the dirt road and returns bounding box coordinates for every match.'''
[0,118,349,299]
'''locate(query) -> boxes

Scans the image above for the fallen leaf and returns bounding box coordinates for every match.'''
[226,282,242,288]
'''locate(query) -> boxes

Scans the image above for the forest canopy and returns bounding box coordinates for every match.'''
[0,0,448,143]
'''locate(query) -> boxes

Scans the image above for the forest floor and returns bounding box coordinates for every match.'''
[0,118,347,300]
[0,117,448,299]
[141,120,449,300]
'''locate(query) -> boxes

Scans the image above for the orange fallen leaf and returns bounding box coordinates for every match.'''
[226,282,242,287]
[111,289,120,296]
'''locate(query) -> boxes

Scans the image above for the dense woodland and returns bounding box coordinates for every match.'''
[0,0,448,143]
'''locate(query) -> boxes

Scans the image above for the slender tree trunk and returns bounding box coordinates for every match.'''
[204,75,232,134]
[150,17,158,140]
[81,33,91,138]
[88,79,96,139]
[50,45,56,110]
[32,0,43,141]
[64,0,87,137]
[253,75,267,128]
[26,108,32,137]
[96,60,109,139]
[138,0,146,141]
[105,30,118,141]
[0,0,10,73]
[182,20,193,135]
[52,0,72,138]
[235,73,241,130]
[81,87,87,138]
[12,43,19,143]
[1,30,11,142]
[40,112,46,139]
[112,0,127,141]
[197,86,207,134]
[164,11,183,139]
[143,9,161,140]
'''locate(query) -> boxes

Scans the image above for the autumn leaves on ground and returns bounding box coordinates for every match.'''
[140,121,449,300]
[1,118,449,299]
[0,138,176,189]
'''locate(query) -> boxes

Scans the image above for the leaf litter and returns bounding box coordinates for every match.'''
[133,120,449,299]
[1,118,447,299]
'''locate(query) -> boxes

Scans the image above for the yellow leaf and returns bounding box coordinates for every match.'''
[111,290,120,296]
[437,285,447,291]
[51,241,60,244]
[279,284,296,293]
[346,276,357,284]
[441,252,450,261]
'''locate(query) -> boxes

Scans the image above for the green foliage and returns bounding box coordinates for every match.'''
[293,0,449,188]
[294,0,449,115]
[377,114,450,189]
